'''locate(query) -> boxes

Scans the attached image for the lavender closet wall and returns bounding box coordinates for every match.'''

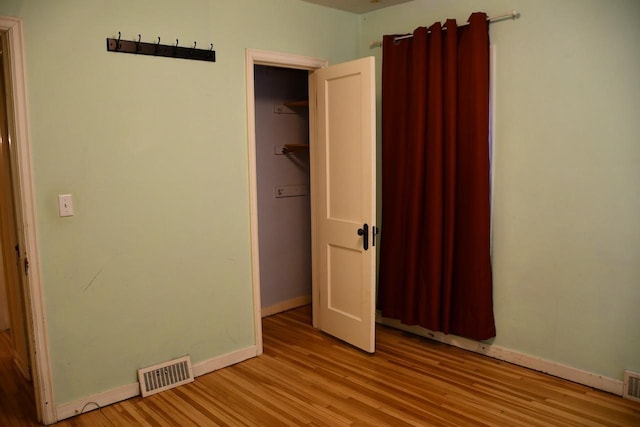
[255,65,312,314]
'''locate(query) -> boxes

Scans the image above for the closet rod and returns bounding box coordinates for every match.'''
[369,9,520,48]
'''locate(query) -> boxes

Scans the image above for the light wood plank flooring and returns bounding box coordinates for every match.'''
[2,306,639,426]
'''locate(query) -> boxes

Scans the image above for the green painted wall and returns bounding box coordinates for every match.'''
[361,0,640,381]
[0,0,359,405]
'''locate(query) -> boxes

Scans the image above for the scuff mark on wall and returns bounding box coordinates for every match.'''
[82,268,104,292]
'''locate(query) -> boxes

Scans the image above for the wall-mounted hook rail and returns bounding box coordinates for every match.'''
[106,33,216,62]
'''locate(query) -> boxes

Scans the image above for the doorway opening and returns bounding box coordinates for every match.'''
[245,49,327,355]
[246,50,378,355]
[253,64,312,320]
[0,29,35,421]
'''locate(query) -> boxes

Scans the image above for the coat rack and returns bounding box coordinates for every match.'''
[106,33,216,62]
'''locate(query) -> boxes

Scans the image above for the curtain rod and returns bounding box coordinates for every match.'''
[369,10,520,48]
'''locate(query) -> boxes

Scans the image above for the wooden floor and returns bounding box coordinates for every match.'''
[2,306,640,426]
[1,329,38,426]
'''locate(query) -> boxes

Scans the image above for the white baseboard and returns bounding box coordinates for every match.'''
[191,345,257,377]
[56,345,258,422]
[378,316,623,396]
[261,295,311,318]
[55,382,140,421]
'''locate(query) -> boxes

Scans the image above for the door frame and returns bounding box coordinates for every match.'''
[0,16,56,425]
[0,220,8,330]
[245,49,327,354]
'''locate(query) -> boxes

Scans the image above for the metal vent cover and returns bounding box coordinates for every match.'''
[138,355,194,397]
[623,370,640,403]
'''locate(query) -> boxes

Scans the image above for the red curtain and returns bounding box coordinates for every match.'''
[377,13,496,341]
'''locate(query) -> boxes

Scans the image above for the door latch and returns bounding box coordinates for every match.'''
[357,223,369,251]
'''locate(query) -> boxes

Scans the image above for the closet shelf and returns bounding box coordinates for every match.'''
[283,100,309,108]
[283,144,309,154]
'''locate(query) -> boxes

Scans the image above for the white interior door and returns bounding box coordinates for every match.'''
[313,56,376,353]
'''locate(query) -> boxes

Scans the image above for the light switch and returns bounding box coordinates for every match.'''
[58,194,74,217]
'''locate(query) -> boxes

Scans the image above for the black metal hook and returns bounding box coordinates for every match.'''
[117,31,121,50]
[136,34,141,52]
[210,43,214,51]
[193,41,197,49]
[175,38,179,47]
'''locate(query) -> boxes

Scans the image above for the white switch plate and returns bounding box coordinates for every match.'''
[274,185,308,198]
[58,194,74,217]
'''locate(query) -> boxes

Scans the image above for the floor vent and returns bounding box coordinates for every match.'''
[623,370,640,402]
[138,355,194,397]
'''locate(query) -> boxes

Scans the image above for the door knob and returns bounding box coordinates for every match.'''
[357,223,369,251]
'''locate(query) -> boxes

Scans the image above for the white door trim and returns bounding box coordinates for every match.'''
[0,16,56,425]
[245,49,327,355]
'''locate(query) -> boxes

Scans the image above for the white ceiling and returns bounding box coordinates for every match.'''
[298,0,414,14]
